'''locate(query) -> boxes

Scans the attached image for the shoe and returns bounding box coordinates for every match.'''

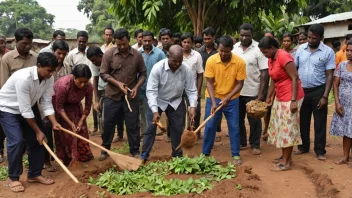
[252,148,261,155]
[132,154,141,159]
[293,150,308,155]
[166,137,171,143]
[240,145,247,150]
[0,153,5,163]
[214,136,221,142]
[232,156,242,166]
[98,153,109,161]
[317,155,327,161]
[113,136,123,143]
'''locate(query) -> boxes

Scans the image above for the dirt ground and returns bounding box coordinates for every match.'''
[0,104,351,198]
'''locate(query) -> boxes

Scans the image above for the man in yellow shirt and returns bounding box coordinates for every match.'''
[335,34,352,69]
[203,35,246,166]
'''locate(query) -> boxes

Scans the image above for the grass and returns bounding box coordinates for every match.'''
[0,166,8,180]
[111,143,130,154]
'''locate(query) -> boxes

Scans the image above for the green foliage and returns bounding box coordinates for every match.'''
[90,154,236,196]
[0,166,8,181]
[23,154,29,168]
[111,143,130,154]
[302,0,352,20]
[60,28,81,39]
[236,184,242,190]
[0,0,54,39]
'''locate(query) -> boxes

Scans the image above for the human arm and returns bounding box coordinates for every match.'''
[265,80,275,105]
[54,83,77,131]
[284,62,299,113]
[77,83,93,132]
[196,53,204,99]
[333,65,343,116]
[93,76,100,112]
[0,57,9,88]
[185,68,198,122]
[146,65,160,122]
[204,58,217,114]
[257,69,269,101]
[317,69,333,109]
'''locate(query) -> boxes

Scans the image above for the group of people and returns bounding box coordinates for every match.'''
[0,20,351,193]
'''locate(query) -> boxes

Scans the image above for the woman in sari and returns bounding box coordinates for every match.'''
[53,64,94,166]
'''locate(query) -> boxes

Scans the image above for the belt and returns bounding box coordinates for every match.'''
[303,84,325,92]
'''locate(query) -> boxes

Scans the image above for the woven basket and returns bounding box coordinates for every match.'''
[247,110,267,119]
[246,100,268,119]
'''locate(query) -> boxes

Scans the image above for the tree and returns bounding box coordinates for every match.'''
[0,0,54,39]
[61,28,81,39]
[302,0,352,20]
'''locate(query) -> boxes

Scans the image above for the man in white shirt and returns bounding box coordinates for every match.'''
[132,29,143,49]
[100,27,114,53]
[141,45,197,162]
[0,52,61,192]
[232,23,269,155]
[39,30,66,54]
[181,32,204,139]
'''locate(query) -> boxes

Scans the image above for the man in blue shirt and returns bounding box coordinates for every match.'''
[139,31,166,138]
[294,24,335,160]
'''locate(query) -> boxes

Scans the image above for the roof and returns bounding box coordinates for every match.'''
[5,37,50,44]
[302,11,352,26]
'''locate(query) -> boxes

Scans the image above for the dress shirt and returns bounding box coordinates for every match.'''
[295,42,335,88]
[63,48,98,77]
[146,59,198,113]
[196,43,218,68]
[183,49,204,81]
[232,40,268,97]
[0,66,54,118]
[39,43,53,54]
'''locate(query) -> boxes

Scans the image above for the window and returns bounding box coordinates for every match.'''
[348,24,352,30]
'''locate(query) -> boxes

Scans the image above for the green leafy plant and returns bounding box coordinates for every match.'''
[111,143,130,154]
[23,154,29,168]
[0,166,8,181]
[236,184,242,190]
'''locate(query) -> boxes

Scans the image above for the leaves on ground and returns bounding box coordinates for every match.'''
[0,166,8,181]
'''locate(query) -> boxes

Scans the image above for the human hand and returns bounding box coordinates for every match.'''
[336,103,344,116]
[76,119,85,132]
[130,87,138,99]
[152,112,160,123]
[211,103,218,115]
[116,82,127,94]
[94,103,100,112]
[36,131,46,145]
[70,122,77,132]
[219,97,230,108]
[317,97,327,109]
[290,101,298,114]
[189,107,196,123]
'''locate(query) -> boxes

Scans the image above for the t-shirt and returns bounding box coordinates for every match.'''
[268,49,304,102]
[204,53,246,100]
[183,50,204,82]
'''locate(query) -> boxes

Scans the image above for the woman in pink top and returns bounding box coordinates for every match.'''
[259,36,305,171]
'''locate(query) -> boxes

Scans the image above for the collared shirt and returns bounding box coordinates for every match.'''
[97,43,115,90]
[335,45,347,69]
[0,66,54,118]
[139,46,166,98]
[146,59,198,112]
[63,47,99,77]
[100,46,146,101]
[101,42,114,53]
[132,43,141,50]
[204,53,246,100]
[39,43,53,54]
[232,40,268,97]
[0,48,37,88]
[183,49,204,81]
[196,43,218,69]
[295,42,335,88]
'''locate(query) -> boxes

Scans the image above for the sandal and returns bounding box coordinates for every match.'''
[215,136,221,142]
[262,134,268,141]
[272,156,282,164]
[293,150,308,155]
[45,165,58,172]
[270,163,290,172]
[347,162,352,168]
[0,154,5,163]
[9,180,25,193]
[334,159,348,165]
[252,148,262,155]
[27,175,55,185]
[233,156,242,166]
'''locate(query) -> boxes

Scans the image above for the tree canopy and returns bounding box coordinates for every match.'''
[0,0,54,39]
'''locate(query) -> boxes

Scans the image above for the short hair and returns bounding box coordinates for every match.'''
[308,24,324,37]
[239,23,254,33]
[37,52,58,68]
[181,32,193,42]
[158,28,166,35]
[219,35,233,48]
[142,31,154,38]
[134,29,143,38]
[77,31,89,39]
[113,28,130,40]
[332,40,341,48]
[173,32,182,39]
[282,32,294,41]
[258,36,280,49]
[345,34,352,41]
[87,46,103,59]
[202,27,215,37]
[104,27,114,34]
[347,40,352,47]
[298,32,308,38]
[160,29,173,38]
[53,30,65,39]
[71,64,92,79]
[15,28,33,41]
[264,31,275,37]
[0,35,5,40]
[52,40,69,52]
[193,36,203,44]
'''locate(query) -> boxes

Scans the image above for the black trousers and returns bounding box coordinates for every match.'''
[298,85,327,155]
[0,124,5,155]
[102,97,140,156]
[42,118,54,161]
[239,96,262,149]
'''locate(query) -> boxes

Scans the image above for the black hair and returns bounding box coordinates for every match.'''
[87,46,103,59]
[181,32,193,42]
[258,36,280,49]
[53,30,65,39]
[282,32,294,41]
[15,28,33,41]
[104,27,114,34]
[77,31,89,39]
[264,31,275,37]
[113,28,130,40]
[239,23,254,33]
[160,29,173,38]
[37,52,58,68]
[134,29,143,38]
[72,64,92,79]
[347,40,352,47]
[308,24,324,38]
[193,36,203,44]
[298,32,308,38]
[52,40,69,52]
[202,27,215,37]
[332,40,341,48]
[0,35,5,40]
[173,32,182,39]
[219,35,233,48]
[345,34,352,41]
[142,30,154,38]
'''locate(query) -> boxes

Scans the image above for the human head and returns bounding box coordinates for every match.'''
[172,32,182,45]
[202,27,215,48]
[258,36,280,59]
[76,31,89,52]
[15,28,34,55]
[282,32,293,50]
[114,28,130,53]
[160,29,173,51]
[168,45,183,72]
[87,46,104,66]
[158,28,167,40]
[345,34,352,44]
[264,31,274,38]
[142,30,154,51]
[71,64,92,89]
[193,36,203,48]
[103,27,114,45]
[308,24,324,49]
[298,32,308,44]
[52,40,69,65]
[181,32,193,52]
[52,30,66,41]
[153,37,158,47]
[346,40,352,61]
[134,29,143,46]
[239,23,253,47]
[332,40,341,52]
[218,35,233,62]
[0,35,6,53]
[37,52,58,80]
